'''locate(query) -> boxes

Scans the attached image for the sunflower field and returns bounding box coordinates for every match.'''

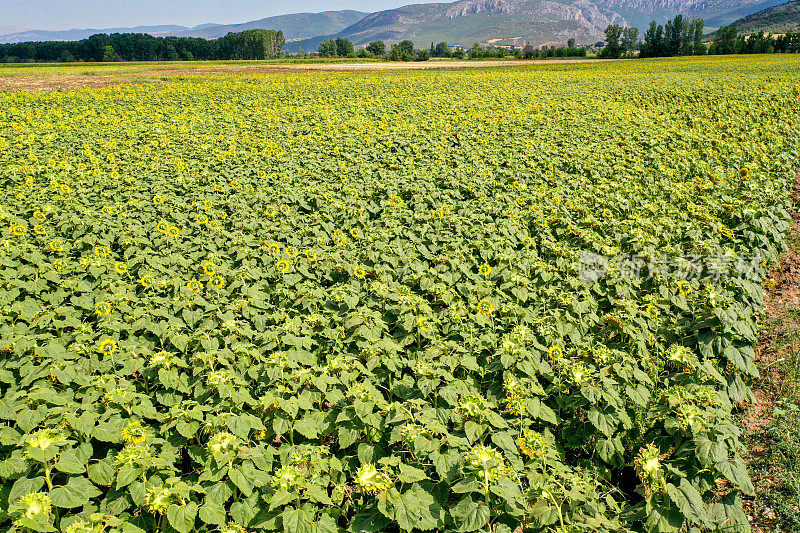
[1,56,799,533]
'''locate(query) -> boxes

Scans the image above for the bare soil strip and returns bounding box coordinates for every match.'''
[743,161,800,532]
[0,58,619,92]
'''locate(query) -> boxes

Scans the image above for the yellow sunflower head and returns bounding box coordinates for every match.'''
[202,261,217,276]
[187,280,204,294]
[678,280,691,296]
[476,298,494,316]
[95,301,112,316]
[548,345,563,361]
[99,338,118,355]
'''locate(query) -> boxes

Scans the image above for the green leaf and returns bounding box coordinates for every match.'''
[394,484,441,532]
[282,507,315,533]
[666,480,709,527]
[397,463,427,483]
[87,458,115,486]
[13,516,56,533]
[295,414,321,439]
[450,495,490,532]
[167,501,198,533]
[198,502,227,525]
[9,477,45,504]
[644,501,684,533]
[312,514,341,533]
[229,467,253,497]
[54,448,87,474]
[231,496,259,526]
[227,416,253,439]
[348,506,390,532]
[50,476,102,508]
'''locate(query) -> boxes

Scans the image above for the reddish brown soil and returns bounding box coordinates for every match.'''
[742,161,800,532]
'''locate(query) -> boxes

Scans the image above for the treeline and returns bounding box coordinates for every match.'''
[709,27,800,54]
[319,39,441,61]
[0,29,285,63]
[602,13,800,58]
[598,25,639,58]
[316,37,586,61]
[639,15,706,57]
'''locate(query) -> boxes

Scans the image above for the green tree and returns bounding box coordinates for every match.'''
[218,30,285,59]
[567,38,576,49]
[470,43,482,59]
[335,38,354,57]
[366,41,385,56]
[318,38,337,57]
[710,25,742,55]
[102,45,116,62]
[693,19,706,55]
[664,15,687,55]
[640,22,664,57]
[522,43,536,59]
[601,25,623,58]
[434,41,450,57]
[681,20,695,55]
[621,27,639,56]
[398,40,415,60]
[163,44,179,61]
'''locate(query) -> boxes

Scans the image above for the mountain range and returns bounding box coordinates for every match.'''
[0,11,367,44]
[0,0,792,48]
[724,0,800,33]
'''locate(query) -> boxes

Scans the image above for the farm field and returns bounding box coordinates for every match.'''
[0,58,611,92]
[1,55,799,532]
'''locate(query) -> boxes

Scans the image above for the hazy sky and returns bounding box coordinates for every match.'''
[1,0,423,30]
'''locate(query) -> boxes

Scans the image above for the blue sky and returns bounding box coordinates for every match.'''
[1,0,423,30]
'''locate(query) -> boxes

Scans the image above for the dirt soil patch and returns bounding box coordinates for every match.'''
[742,161,800,532]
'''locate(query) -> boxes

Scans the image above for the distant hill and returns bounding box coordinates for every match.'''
[590,0,788,30]
[1,0,790,49]
[726,0,800,33]
[167,11,369,41]
[287,0,629,51]
[285,0,795,51]
[0,25,197,44]
[0,11,368,45]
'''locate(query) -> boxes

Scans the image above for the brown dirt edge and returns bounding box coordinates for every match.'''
[0,58,623,92]
[741,159,800,532]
